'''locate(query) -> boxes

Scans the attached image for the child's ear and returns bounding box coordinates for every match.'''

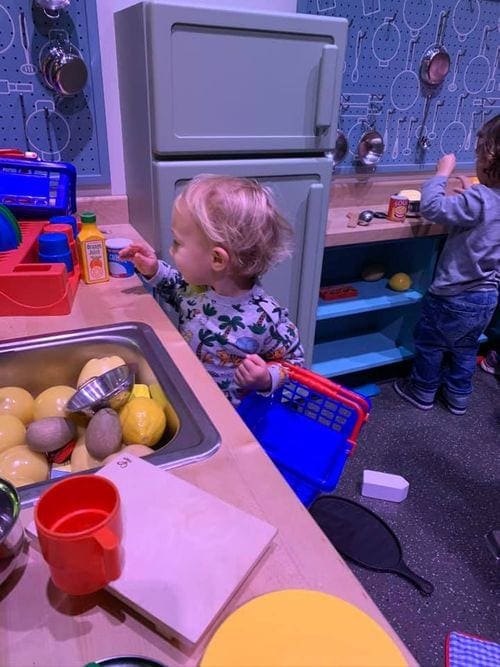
[211,246,230,272]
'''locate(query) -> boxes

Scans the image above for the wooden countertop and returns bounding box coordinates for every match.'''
[0,219,417,666]
[324,172,463,246]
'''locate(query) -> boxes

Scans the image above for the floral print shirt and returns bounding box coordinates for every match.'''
[147,261,304,406]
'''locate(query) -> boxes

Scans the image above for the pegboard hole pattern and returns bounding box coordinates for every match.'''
[0,0,108,184]
[298,0,499,175]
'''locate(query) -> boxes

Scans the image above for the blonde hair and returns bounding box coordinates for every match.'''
[176,174,294,278]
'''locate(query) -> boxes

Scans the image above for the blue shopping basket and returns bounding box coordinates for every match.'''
[238,362,371,506]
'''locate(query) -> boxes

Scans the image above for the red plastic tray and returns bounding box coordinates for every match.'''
[0,220,80,316]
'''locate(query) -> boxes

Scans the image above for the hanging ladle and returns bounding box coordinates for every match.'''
[357,129,385,166]
[420,46,451,86]
[419,11,451,87]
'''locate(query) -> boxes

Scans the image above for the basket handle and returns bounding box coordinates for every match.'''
[279,361,370,453]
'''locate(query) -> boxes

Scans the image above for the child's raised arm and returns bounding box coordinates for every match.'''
[119,242,159,278]
[436,153,456,178]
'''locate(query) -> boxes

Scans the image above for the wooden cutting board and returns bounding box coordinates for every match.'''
[97,455,277,646]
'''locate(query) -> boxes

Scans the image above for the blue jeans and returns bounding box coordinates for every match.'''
[409,290,498,408]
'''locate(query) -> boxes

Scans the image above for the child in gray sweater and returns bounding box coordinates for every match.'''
[395,114,500,415]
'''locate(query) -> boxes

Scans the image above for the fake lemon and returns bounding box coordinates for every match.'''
[77,355,126,388]
[119,397,166,447]
[0,387,35,424]
[388,272,412,292]
[33,385,75,420]
[0,415,26,453]
[0,445,49,485]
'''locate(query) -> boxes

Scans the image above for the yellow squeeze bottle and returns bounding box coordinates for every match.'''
[77,211,109,284]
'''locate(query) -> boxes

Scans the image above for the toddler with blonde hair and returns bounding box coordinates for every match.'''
[120,174,304,406]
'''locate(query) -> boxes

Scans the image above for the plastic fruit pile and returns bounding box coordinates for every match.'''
[0,356,167,488]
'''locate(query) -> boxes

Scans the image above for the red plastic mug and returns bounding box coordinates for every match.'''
[34,475,123,595]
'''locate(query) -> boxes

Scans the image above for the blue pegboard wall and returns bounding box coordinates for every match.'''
[0,0,109,185]
[297,0,499,174]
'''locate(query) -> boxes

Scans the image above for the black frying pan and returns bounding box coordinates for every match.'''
[310,496,434,596]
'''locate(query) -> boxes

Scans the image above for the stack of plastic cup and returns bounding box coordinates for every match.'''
[38,232,73,274]
[49,215,78,238]
[44,222,78,271]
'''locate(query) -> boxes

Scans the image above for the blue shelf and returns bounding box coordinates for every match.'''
[317,280,423,320]
[312,333,414,377]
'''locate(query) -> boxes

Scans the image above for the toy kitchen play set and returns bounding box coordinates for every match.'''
[0,1,498,665]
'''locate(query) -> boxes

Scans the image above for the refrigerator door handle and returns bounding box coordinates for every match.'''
[297,182,325,366]
[315,44,338,133]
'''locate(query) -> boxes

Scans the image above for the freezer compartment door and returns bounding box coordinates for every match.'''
[148,158,332,365]
[140,2,346,156]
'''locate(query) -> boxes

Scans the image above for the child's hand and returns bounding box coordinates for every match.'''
[234,354,272,393]
[119,243,158,278]
[436,154,456,178]
[452,175,473,194]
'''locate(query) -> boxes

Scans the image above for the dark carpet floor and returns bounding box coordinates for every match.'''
[318,364,499,666]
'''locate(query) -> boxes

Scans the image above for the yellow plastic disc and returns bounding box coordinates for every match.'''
[201,589,408,667]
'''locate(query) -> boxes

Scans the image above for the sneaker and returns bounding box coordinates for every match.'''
[480,350,499,376]
[393,379,434,410]
[438,391,467,416]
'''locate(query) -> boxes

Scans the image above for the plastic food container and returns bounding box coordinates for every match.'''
[105,238,134,278]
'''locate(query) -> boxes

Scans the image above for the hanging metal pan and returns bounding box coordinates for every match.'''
[332,130,348,167]
[420,45,451,86]
[357,130,384,165]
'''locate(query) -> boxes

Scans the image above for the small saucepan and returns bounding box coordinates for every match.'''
[357,130,385,166]
[420,45,450,87]
[332,130,348,167]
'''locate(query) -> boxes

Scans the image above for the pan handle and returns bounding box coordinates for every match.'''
[393,561,434,596]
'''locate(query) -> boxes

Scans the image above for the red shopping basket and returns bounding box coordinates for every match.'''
[237,362,371,506]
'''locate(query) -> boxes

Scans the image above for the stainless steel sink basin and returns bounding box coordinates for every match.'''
[0,322,220,506]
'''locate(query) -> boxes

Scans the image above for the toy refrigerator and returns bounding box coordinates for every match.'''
[114,1,347,365]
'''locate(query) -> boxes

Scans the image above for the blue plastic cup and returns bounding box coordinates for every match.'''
[38,232,73,273]
[48,215,78,239]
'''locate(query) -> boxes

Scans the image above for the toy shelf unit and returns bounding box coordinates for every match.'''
[0,221,80,316]
[312,236,445,378]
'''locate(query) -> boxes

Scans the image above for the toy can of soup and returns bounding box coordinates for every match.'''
[387,194,409,222]
[105,238,134,278]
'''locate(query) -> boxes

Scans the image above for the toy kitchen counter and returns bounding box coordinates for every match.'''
[325,174,453,246]
[0,201,416,667]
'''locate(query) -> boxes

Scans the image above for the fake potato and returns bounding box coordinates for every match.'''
[0,414,26,453]
[0,387,35,424]
[85,408,122,459]
[77,355,126,388]
[0,445,49,486]
[26,417,76,453]
[33,385,75,420]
